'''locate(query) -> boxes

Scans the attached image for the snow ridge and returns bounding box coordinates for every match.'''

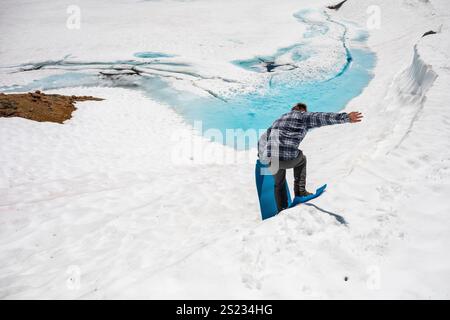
[394,44,438,105]
[381,42,438,154]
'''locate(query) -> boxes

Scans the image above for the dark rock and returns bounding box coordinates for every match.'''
[422,30,437,37]
[266,62,279,72]
[328,0,348,10]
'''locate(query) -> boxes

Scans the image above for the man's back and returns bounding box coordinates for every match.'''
[258,110,350,162]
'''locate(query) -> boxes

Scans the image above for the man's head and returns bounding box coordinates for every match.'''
[292,102,307,112]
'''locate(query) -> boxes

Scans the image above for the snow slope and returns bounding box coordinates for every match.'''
[1,0,450,299]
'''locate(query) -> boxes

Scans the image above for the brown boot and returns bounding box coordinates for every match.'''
[295,190,313,197]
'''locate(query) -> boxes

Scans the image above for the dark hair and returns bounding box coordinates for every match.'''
[292,102,307,112]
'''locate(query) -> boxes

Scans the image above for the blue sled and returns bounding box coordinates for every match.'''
[255,160,327,220]
[255,160,291,220]
[289,184,327,208]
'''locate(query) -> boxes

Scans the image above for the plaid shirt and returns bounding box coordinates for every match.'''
[258,111,350,162]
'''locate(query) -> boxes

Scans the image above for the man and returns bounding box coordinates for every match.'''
[258,102,363,213]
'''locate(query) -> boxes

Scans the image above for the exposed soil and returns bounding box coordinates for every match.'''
[0,91,104,123]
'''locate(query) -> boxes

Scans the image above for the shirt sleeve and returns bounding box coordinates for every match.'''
[302,112,350,129]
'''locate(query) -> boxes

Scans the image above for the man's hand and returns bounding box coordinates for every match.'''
[348,112,363,123]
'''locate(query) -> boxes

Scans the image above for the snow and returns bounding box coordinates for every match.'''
[1,0,450,299]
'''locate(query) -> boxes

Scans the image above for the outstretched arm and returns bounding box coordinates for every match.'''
[348,112,363,123]
[303,111,363,129]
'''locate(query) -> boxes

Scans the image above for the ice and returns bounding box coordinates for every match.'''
[0,7,375,149]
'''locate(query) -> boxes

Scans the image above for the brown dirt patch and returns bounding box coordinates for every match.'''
[0,91,104,123]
